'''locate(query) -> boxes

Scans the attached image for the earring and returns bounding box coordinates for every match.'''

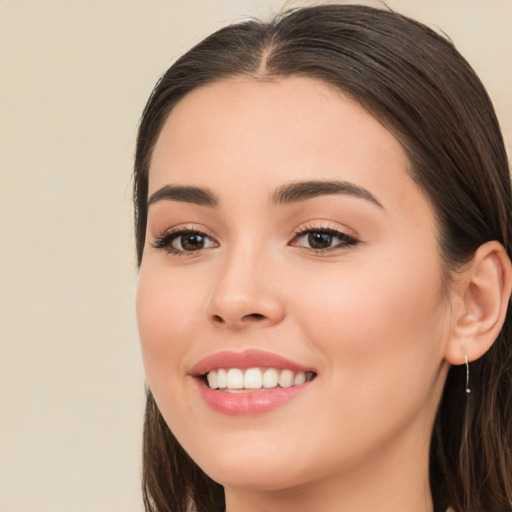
[465,354,471,394]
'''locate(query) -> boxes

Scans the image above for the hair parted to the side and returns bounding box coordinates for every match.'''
[133,5,512,512]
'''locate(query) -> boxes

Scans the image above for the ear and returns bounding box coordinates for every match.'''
[444,241,512,365]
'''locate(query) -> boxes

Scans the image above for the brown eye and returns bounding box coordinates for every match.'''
[308,232,334,249]
[178,233,207,251]
[152,229,218,254]
[292,228,359,252]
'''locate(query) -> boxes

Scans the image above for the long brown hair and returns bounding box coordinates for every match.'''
[133,5,512,511]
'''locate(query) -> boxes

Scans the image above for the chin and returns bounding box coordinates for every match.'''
[204,460,307,492]
[187,439,311,491]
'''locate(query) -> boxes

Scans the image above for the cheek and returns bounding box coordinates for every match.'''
[292,255,448,409]
[136,264,202,389]
[136,263,213,437]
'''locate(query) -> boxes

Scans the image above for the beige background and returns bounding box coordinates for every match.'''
[1,1,510,511]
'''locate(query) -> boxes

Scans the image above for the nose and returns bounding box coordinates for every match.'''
[206,247,285,330]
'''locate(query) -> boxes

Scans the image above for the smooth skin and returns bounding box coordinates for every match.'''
[137,77,511,512]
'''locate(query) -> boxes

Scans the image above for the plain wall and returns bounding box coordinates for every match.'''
[1,1,510,511]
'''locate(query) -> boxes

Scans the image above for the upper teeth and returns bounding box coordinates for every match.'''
[206,368,313,391]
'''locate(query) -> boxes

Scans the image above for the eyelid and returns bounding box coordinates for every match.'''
[289,222,360,252]
[151,224,219,254]
[291,221,358,239]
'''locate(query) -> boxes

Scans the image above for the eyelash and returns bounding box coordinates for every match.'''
[291,225,359,253]
[151,225,359,255]
[151,227,217,256]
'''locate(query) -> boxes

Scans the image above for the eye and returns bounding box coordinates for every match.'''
[151,229,218,254]
[291,227,359,252]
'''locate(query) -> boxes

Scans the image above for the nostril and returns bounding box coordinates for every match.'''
[212,314,224,324]
[242,313,266,321]
[209,309,274,327]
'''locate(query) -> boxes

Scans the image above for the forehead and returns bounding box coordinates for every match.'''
[148,76,422,212]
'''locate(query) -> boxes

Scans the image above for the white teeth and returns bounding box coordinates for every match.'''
[206,371,218,389]
[294,371,306,386]
[226,368,244,389]
[244,368,263,389]
[217,368,227,389]
[205,367,314,391]
[262,368,279,388]
[278,369,294,388]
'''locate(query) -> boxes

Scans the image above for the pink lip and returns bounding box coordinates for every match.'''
[197,383,311,415]
[191,349,316,416]
[191,349,314,375]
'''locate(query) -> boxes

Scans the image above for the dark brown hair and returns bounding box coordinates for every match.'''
[133,5,512,512]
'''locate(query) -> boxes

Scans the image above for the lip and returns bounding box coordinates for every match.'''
[190,349,315,375]
[191,349,316,416]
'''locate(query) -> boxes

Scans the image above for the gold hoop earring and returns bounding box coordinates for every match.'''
[465,354,471,394]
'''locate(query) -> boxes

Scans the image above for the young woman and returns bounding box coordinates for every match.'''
[133,4,512,512]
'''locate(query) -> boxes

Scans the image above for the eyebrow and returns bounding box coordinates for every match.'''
[147,185,218,207]
[147,180,383,209]
[271,180,384,208]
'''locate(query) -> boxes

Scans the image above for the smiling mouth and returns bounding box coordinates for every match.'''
[203,367,317,392]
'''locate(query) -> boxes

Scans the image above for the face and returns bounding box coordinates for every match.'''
[137,77,452,494]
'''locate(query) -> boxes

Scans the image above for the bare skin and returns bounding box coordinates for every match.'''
[137,77,511,511]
